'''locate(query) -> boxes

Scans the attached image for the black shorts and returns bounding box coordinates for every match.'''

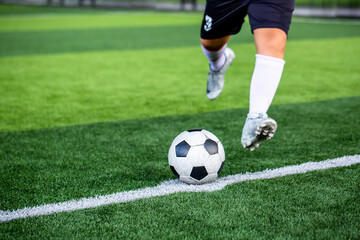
[200,0,295,39]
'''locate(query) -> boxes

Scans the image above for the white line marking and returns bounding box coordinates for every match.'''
[1,155,359,222]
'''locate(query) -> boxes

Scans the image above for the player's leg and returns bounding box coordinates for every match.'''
[254,28,287,59]
[200,35,230,52]
[200,0,248,100]
[241,28,286,150]
[249,28,287,114]
[201,36,236,100]
[241,0,295,150]
[200,35,231,73]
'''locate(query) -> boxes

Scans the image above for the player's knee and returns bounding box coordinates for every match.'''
[200,39,222,51]
[266,36,286,54]
[254,28,287,58]
[200,36,230,51]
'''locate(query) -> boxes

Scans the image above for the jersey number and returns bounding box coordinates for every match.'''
[204,15,212,32]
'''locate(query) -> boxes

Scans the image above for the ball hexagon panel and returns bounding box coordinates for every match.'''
[185,131,206,146]
[181,172,217,185]
[175,140,191,157]
[205,154,222,174]
[204,139,218,155]
[172,157,193,177]
[186,145,210,167]
[190,166,208,181]
[180,176,201,185]
[199,173,217,184]
[168,145,177,167]
[218,141,225,161]
[171,131,189,147]
[201,129,220,142]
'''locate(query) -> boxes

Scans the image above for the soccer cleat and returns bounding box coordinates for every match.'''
[241,112,277,151]
[206,48,235,100]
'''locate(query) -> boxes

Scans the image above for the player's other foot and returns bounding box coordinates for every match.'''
[241,112,277,151]
[206,48,235,100]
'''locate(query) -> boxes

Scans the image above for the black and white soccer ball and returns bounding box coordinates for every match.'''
[168,129,225,185]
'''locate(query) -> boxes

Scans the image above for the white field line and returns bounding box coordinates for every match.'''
[1,154,359,222]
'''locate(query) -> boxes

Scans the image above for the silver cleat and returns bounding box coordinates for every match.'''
[206,47,235,100]
[241,112,277,151]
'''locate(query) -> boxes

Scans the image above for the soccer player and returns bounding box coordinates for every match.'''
[200,0,295,151]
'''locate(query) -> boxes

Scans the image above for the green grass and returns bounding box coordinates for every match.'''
[0,37,359,131]
[0,4,102,15]
[1,20,360,57]
[0,5,359,239]
[0,97,359,211]
[0,11,201,32]
[1,164,359,239]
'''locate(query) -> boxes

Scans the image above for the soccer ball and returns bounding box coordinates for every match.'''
[168,129,225,185]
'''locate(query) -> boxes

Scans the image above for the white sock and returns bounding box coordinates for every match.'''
[249,54,285,115]
[201,44,227,71]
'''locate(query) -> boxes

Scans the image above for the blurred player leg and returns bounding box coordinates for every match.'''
[200,36,229,71]
[199,0,247,100]
[200,36,235,100]
[200,36,230,52]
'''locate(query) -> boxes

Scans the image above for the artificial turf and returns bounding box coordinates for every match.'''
[1,17,360,57]
[0,5,359,239]
[1,97,359,211]
[1,7,359,133]
[1,146,359,239]
[0,38,359,131]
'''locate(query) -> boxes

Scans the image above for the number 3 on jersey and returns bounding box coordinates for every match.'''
[204,15,212,32]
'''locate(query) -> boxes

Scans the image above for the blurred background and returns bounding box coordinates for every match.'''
[1,0,360,17]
